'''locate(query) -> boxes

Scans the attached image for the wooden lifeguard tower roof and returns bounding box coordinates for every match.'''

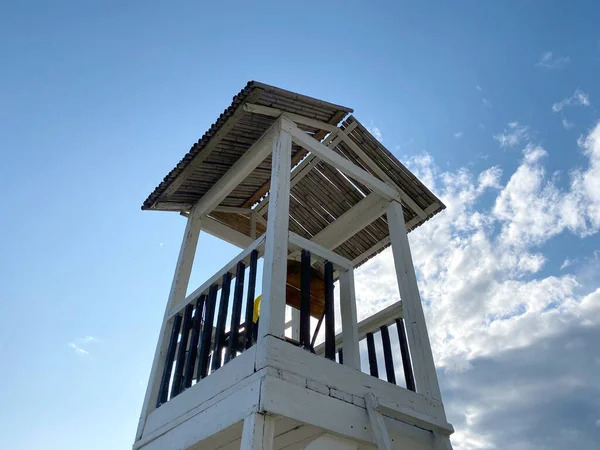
[142,81,445,267]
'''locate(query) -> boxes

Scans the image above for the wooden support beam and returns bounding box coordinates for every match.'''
[241,412,275,450]
[365,393,393,450]
[188,119,280,219]
[283,117,400,202]
[309,193,389,251]
[387,201,443,403]
[135,213,201,440]
[199,215,255,249]
[339,268,360,370]
[288,231,353,270]
[258,125,292,341]
[244,103,338,133]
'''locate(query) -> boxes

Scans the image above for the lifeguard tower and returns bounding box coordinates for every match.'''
[134,82,454,450]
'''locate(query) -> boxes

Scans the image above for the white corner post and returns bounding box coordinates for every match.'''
[240,412,275,450]
[258,122,292,341]
[339,268,360,370]
[386,201,443,404]
[135,213,202,440]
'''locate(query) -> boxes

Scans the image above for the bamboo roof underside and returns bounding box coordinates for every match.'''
[142,81,445,268]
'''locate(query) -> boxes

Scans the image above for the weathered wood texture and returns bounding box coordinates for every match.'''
[142,82,444,270]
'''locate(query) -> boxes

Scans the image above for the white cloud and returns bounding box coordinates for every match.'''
[537,51,570,69]
[482,98,492,108]
[454,132,464,139]
[552,89,591,112]
[68,343,89,357]
[352,122,600,448]
[561,258,575,270]
[562,117,574,129]
[493,122,529,148]
[367,125,383,142]
[68,335,98,356]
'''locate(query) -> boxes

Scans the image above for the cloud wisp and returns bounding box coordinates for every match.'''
[67,336,98,357]
[493,122,529,148]
[537,51,570,69]
[553,89,591,112]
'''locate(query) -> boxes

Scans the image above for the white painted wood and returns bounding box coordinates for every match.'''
[189,120,279,218]
[256,336,443,422]
[213,206,254,214]
[432,432,454,450]
[282,117,400,202]
[167,235,266,320]
[241,412,276,450]
[314,302,403,356]
[202,215,256,249]
[291,308,300,342]
[304,433,358,450]
[136,377,262,450]
[387,201,443,404]
[143,346,258,437]
[253,126,348,217]
[339,269,360,370]
[288,231,353,270]
[135,214,202,441]
[259,375,433,450]
[336,127,426,220]
[244,103,339,133]
[365,394,392,450]
[258,126,292,341]
[309,194,389,251]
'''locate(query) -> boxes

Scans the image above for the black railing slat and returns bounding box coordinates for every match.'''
[324,261,335,360]
[380,325,396,384]
[156,314,182,407]
[211,272,232,371]
[243,250,258,349]
[338,348,344,365]
[300,250,311,348]
[171,303,194,398]
[226,261,246,363]
[183,295,205,389]
[197,284,218,381]
[395,318,416,392]
[366,332,379,378]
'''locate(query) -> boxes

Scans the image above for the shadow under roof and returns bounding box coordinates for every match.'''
[142,81,445,267]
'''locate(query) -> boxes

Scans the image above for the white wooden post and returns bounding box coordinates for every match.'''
[240,412,275,450]
[258,123,292,341]
[135,214,202,440]
[386,201,443,403]
[339,269,360,370]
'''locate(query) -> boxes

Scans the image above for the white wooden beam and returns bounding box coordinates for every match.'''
[365,393,393,450]
[135,213,202,440]
[282,117,400,202]
[244,102,339,133]
[189,119,280,219]
[336,125,427,220]
[258,126,292,341]
[387,201,443,403]
[241,412,276,450]
[288,231,353,270]
[304,434,358,450]
[213,206,254,214]
[168,234,266,319]
[339,268,360,370]
[310,193,389,250]
[201,215,255,249]
[315,301,403,355]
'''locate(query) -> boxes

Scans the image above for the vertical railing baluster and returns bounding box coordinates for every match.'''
[324,261,335,360]
[300,250,311,348]
[211,272,232,371]
[380,325,396,384]
[156,314,182,407]
[197,284,218,381]
[366,332,379,378]
[243,250,258,349]
[395,318,416,392]
[171,303,194,398]
[183,294,205,389]
[226,261,246,363]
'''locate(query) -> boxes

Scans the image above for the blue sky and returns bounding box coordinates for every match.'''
[1,2,599,449]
